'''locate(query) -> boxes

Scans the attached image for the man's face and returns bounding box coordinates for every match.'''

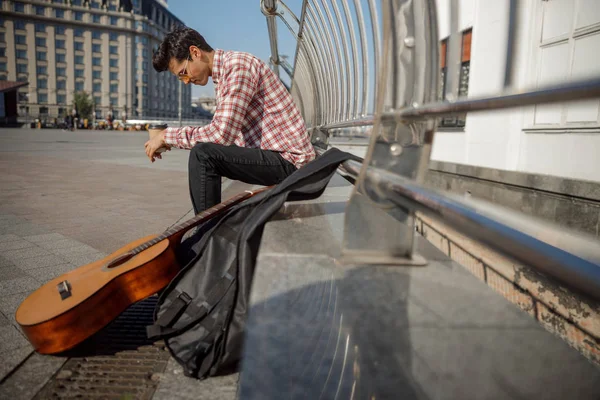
[169,46,210,86]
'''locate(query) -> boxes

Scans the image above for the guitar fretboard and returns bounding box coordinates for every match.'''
[128,188,265,255]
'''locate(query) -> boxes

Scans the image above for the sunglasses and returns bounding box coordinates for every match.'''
[178,55,192,82]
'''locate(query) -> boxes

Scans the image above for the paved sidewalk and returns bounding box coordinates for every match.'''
[0,128,237,398]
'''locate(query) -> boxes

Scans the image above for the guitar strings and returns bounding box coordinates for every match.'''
[166,207,194,231]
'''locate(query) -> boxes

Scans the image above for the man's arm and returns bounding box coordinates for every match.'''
[163,63,259,149]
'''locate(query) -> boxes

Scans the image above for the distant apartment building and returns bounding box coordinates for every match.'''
[0,0,193,120]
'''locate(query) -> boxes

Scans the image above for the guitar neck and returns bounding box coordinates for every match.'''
[130,186,271,255]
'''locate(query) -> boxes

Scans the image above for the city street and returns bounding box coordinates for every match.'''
[0,128,237,399]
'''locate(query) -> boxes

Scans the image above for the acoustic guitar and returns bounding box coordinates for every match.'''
[15,187,269,355]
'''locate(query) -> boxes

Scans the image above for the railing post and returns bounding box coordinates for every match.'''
[261,0,281,77]
[342,0,439,266]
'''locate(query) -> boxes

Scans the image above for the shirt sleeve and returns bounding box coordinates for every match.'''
[163,61,259,149]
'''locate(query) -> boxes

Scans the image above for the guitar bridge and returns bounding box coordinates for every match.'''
[57,280,72,300]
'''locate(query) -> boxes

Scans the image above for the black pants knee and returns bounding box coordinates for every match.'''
[188,142,297,213]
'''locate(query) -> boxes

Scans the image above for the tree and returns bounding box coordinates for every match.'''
[72,91,94,121]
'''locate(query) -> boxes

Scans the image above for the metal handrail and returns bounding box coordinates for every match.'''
[333,153,600,302]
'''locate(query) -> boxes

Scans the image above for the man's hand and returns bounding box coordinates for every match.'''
[144,130,171,162]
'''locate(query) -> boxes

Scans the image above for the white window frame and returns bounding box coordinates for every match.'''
[524,0,600,133]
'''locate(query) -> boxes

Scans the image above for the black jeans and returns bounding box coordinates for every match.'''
[188,142,297,213]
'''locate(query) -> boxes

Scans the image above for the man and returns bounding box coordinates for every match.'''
[145,27,315,214]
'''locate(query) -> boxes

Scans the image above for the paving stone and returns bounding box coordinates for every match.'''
[0,325,30,353]
[0,345,33,383]
[0,266,28,282]
[0,311,10,327]
[12,254,69,270]
[0,276,41,296]
[26,263,76,283]
[0,352,65,400]
[0,240,37,252]
[0,256,16,268]
[0,224,49,237]
[35,238,84,251]
[22,233,66,244]
[0,291,30,326]
[2,247,50,262]
[62,252,105,266]
[0,234,21,243]
[50,244,99,257]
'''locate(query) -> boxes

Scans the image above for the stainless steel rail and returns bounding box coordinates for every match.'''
[334,153,600,302]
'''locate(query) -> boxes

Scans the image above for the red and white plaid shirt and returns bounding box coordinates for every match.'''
[164,49,316,169]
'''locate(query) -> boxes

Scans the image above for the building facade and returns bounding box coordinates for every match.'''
[432,0,600,182]
[0,0,194,120]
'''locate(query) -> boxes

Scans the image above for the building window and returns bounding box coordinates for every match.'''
[75,69,84,78]
[36,51,47,61]
[93,57,101,66]
[35,6,45,16]
[17,64,28,73]
[14,2,25,12]
[75,81,84,92]
[57,95,66,105]
[37,79,47,89]
[92,44,101,53]
[94,97,101,106]
[439,29,471,128]
[15,35,26,45]
[91,2,100,9]
[92,31,102,40]
[110,17,118,26]
[74,42,84,51]
[38,94,48,104]
[531,0,600,128]
[110,32,119,41]
[15,20,26,30]
[56,53,66,63]
[108,4,117,12]
[57,80,66,89]
[110,45,118,54]
[56,26,66,35]
[110,72,118,80]
[110,83,118,93]
[55,9,64,18]
[0,63,6,72]
[93,15,101,24]
[110,97,118,106]
[109,59,118,67]
[93,70,101,79]
[35,23,46,33]
[16,49,27,59]
[36,66,47,75]
[56,67,66,76]
[55,39,65,49]
[74,12,83,21]
[93,82,101,92]
[0,48,5,57]
[75,55,84,65]
[35,37,47,47]
[74,28,84,37]
[72,0,82,6]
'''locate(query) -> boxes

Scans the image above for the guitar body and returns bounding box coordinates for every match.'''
[15,187,270,355]
[16,236,179,354]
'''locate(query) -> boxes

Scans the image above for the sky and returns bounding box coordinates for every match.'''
[166,0,301,99]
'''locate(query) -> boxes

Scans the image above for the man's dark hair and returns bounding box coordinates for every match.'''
[152,27,213,72]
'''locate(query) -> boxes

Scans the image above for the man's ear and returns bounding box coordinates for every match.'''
[189,45,201,59]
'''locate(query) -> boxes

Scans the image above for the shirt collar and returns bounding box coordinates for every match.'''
[211,49,224,85]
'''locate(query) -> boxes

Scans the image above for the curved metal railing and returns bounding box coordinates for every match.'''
[261,0,600,302]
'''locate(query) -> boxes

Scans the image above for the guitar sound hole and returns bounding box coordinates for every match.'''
[106,253,135,269]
